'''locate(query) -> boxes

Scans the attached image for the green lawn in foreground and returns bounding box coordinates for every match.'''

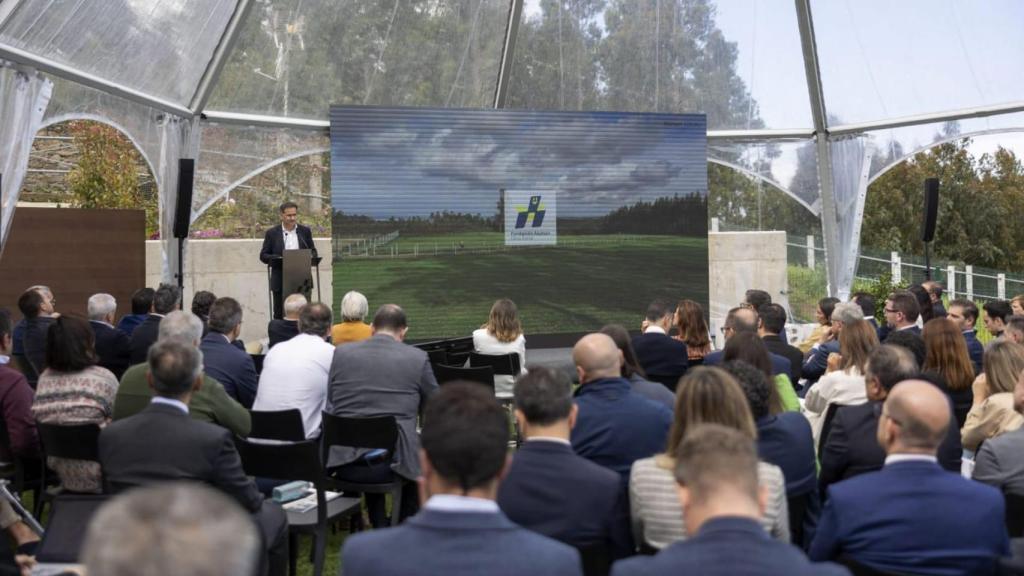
[332,233,708,340]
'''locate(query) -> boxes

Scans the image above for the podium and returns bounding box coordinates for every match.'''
[265,249,323,318]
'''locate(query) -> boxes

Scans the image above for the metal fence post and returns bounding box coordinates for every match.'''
[947,266,956,300]
[998,274,1006,299]
[966,266,974,301]
[807,235,815,269]
[711,218,719,233]
[891,252,901,284]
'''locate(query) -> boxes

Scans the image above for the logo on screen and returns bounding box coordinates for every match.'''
[514,195,546,229]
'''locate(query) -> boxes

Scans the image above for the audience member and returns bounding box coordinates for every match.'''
[99,340,288,575]
[922,317,976,428]
[882,291,921,338]
[0,309,39,465]
[116,287,154,337]
[759,303,803,383]
[17,286,56,384]
[850,291,879,331]
[810,380,1008,575]
[497,367,631,558]
[129,283,181,365]
[114,311,251,437]
[266,293,305,349]
[600,324,675,409]
[31,315,117,493]
[804,320,878,441]
[630,367,788,551]
[341,382,582,576]
[571,333,672,483]
[87,293,131,379]
[327,304,437,528]
[803,302,864,385]
[200,297,259,408]
[1004,315,1024,345]
[330,290,372,345]
[743,289,772,312]
[253,302,333,438]
[909,284,935,325]
[797,297,839,354]
[614,425,847,576]
[923,280,947,319]
[673,299,711,363]
[190,290,217,337]
[1013,295,1024,316]
[706,307,792,380]
[948,298,985,373]
[632,299,688,389]
[472,298,528,398]
[984,300,1013,339]
[974,360,1024,497]
[962,339,1024,453]
[819,346,961,494]
[82,483,260,576]
[722,331,796,412]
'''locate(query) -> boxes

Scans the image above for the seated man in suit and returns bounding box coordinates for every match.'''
[811,380,1007,575]
[571,333,673,483]
[974,359,1024,496]
[115,287,154,337]
[190,290,217,337]
[758,303,803,384]
[631,299,688,388]
[342,382,582,576]
[82,483,261,576]
[498,366,631,559]
[266,293,305,349]
[803,302,864,386]
[114,311,251,437]
[984,300,1012,340]
[99,340,288,575]
[923,280,947,319]
[881,290,921,339]
[16,286,57,385]
[705,307,791,377]
[129,283,180,365]
[327,304,438,528]
[87,293,131,380]
[612,424,848,576]
[200,297,259,408]
[948,298,985,374]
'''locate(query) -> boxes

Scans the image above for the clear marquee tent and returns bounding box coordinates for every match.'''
[2,0,1024,297]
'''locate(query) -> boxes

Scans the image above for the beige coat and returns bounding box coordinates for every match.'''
[962,392,1024,452]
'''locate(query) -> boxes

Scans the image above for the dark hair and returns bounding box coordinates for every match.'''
[45,315,98,372]
[758,303,787,335]
[0,309,12,342]
[924,281,944,298]
[148,340,203,398]
[298,303,333,337]
[130,288,156,315]
[207,297,243,335]
[675,299,710,350]
[645,299,675,323]
[599,324,645,379]
[851,292,877,320]
[888,291,920,323]
[744,289,772,311]
[819,297,840,324]
[372,304,407,332]
[948,298,979,324]
[513,367,573,426]
[673,424,759,502]
[883,329,926,368]
[152,284,182,315]
[908,285,933,324]
[984,300,1013,323]
[17,289,44,319]
[421,382,509,492]
[723,360,772,420]
[279,201,298,213]
[866,345,918,392]
[190,291,217,318]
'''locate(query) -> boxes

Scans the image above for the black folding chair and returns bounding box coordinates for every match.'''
[320,413,406,528]
[469,352,521,376]
[426,349,447,366]
[249,409,306,442]
[818,403,842,455]
[235,436,360,576]
[432,364,494,391]
[34,494,109,564]
[35,422,102,517]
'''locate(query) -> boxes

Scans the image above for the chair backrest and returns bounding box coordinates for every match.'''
[249,409,306,442]
[35,494,109,563]
[1006,493,1024,538]
[575,543,611,576]
[432,364,494,389]
[426,349,448,366]
[320,413,398,457]
[469,352,520,376]
[36,422,101,462]
[818,403,842,455]
[234,436,322,483]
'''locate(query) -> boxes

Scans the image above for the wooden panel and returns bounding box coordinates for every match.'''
[0,208,146,320]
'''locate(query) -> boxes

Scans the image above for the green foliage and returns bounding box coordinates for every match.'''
[786,265,828,323]
[850,272,908,324]
[708,162,821,238]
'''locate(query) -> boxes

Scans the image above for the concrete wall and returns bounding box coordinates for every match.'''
[708,231,790,341]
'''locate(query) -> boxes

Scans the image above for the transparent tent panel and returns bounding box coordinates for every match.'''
[0,0,238,105]
[708,137,820,212]
[811,0,1024,126]
[506,0,813,131]
[205,0,510,118]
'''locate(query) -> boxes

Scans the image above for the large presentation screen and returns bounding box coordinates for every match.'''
[330,106,707,344]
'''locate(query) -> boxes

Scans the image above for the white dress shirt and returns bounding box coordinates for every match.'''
[283,226,300,250]
[424,494,499,513]
[885,454,938,466]
[151,396,189,414]
[253,333,333,438]
[472,329,526,398]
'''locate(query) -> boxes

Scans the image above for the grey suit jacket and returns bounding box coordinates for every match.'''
[327,334,438,480]
[974,426,1024,496]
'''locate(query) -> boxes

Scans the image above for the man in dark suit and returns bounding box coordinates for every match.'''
[803,302,864,385]
[923,280,947,318]
[631,299,687,389]
[819,346,961,494]
[266,293,305,349]
[259,201,317,320]
[342,382,582,576]
[948,298,984,373]
[200,297,259,408]
[571,333,672,483]
[758,303,803,383]
[705,307,793,378]
[115,287,154,337]
[16,286,56,385]
[87,293,131,380]
[984,300,1012,339]
[498,367,631,560]
[190,290,217,337]
[612,425,849,576]
[129,283,180,365]
[880,290,921,340]
[850,291,879,333]
[327,304,438,528]
[98,340,288,576]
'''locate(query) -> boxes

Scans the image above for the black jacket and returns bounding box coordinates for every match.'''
[90,321,131,380]
[259,224,317,290]
[128,314,162,366]
[267,319,300,349]
[762,334,803,383]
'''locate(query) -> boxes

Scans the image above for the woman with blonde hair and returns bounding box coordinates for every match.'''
[1011,294,1024,316]
[331,290,372,345]
[962,340,1024,453]
[673,299,711,363]
[629,366,788,551]
[472,298,526,397]
[803,320,878,443]
[922,318,976,427]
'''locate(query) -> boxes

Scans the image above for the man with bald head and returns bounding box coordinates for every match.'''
[570,333,673,483]
[811,380,1008,575]
[703,306,792,379]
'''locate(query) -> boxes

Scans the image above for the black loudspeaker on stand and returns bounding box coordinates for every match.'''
[173,159,195,293]
[921,178,939,281]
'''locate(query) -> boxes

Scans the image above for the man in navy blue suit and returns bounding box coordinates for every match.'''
[498,366,631,560]
[803,302,864,385]
[631,299,688,390]
[259,201,317,320]
[612,424,849,576]
[341,382,582,576]
[87,293,131,380]
[705,307,791,378]
[811,380,1008,575]
[129,283,180,365]
[949,298,985,374]
[199,297,259,408]
[881,291,922,339]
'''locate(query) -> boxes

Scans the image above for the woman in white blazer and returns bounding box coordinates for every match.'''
[472,299,527,398]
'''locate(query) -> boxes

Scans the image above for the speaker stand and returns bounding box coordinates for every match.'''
[175,236,185,293]
[924,241,932,281]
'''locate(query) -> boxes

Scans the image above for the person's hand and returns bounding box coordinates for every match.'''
[818,326,834,344]
[972,373,989,405]
[640,319,650,333]
[826,353,843,373]
[15,554,35,576]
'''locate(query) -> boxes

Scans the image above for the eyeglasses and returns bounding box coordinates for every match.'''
[884,308,897,314]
